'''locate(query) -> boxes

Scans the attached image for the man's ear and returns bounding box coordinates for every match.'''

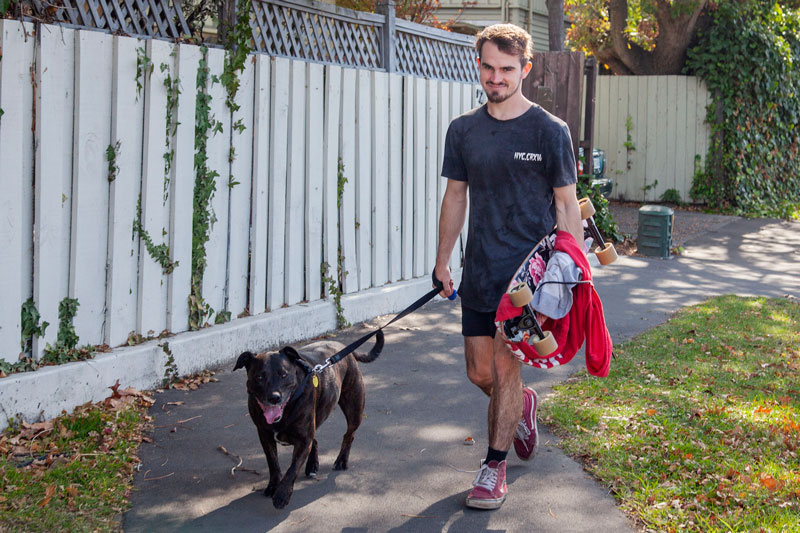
[522,60,532,79]
[233,351,255,371]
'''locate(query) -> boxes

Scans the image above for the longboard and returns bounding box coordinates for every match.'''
[497,197,617,360]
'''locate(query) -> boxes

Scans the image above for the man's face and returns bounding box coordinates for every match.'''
[478,41,532,104]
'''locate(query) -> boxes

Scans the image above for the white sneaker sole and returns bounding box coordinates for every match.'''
[465,493,506,510]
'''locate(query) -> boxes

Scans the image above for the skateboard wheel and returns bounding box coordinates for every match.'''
[508,282,533,307]
[578,197,595,220]
[533,330,558,356]
[595,242,618,265]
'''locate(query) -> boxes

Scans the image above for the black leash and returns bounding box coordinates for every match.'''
[307,274,456,376]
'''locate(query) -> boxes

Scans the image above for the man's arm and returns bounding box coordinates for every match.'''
[553,183,583,248]
[434,179,468,298]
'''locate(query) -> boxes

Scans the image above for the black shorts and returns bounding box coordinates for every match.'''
[461,305,496,338]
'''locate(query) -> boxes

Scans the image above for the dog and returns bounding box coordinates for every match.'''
[233,330,384,509]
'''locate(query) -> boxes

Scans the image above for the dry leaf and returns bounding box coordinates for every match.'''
[646,409,657,416]
[759,473,778,491]
[39,485,56,507]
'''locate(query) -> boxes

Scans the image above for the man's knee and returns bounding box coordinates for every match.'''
[464,336,494,392]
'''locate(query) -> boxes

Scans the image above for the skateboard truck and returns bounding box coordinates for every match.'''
[505,282,558,356]
[578,198,618,265]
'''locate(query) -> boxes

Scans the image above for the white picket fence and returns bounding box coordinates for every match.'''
[594,75,711,203]
[0,20,478,363]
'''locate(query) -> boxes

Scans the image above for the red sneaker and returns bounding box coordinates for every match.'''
[513,387,539,461]
[465,460,507,510]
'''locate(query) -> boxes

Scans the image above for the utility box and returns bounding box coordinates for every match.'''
[637,205,674,258]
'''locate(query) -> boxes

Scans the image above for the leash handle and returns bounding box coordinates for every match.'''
[431,271,458,301]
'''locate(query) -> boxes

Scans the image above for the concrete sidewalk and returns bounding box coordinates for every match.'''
[123,214,800,532]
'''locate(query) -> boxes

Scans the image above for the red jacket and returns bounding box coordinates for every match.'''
[494,231,612,377]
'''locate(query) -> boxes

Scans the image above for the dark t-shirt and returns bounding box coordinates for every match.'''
[441,103,577,313]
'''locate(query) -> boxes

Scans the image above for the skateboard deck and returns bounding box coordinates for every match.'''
[495,197,616,368]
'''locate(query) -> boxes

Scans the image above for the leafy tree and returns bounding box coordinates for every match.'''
[565,0,710,74]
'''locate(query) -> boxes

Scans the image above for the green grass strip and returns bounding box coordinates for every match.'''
[0,396,150,531]
[541,295,800,532]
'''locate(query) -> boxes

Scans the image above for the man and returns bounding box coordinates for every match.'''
[434,23,583,510]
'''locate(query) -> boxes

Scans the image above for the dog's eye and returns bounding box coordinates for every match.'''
[280,371,288,379]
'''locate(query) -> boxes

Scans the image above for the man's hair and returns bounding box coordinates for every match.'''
[475,24,534,66]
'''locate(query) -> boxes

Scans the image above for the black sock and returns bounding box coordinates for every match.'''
[485,447,507,464]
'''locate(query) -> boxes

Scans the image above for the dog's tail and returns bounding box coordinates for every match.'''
[352,329,384,363]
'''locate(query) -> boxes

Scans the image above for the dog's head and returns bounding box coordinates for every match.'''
[233,347,306,425]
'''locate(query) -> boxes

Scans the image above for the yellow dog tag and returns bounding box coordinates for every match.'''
[312,375,319,388]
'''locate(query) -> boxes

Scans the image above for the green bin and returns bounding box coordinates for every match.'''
[637,205,674,258]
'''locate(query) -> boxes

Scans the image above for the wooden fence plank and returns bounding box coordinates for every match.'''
[437,79,450,270]
[372,70,389,288]
[305,62,324,301]
[683,76,698,202]
[661,75,678,200]
[202,47,230,321]
[71,30,112,345]
[137,39,174,336]
[249,55,271,314]
[595,76,609,189]
[425,79,438,276]
[106,35,144,347]
[355,69,372,290]
[643,76,660,202]
[0,21,29,361]
[267,57,290,309]
[339,68,358,293]
[322,65,341,297]
[447,81,461,274]
[32,24,74,358]
[401,75,414,280]
[632,76,648,201]
[674,75,688,201]
[18,23,35,352]
[388,73,403,283]
[284,60,306,306]
[413,77,426,278]
[166,44,200,333]
[227,54,255,317]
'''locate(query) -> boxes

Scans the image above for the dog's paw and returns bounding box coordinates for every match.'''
[333,458,349,471]
[305,459,319,478]
[272,488,293,509]
[264,482,277,498]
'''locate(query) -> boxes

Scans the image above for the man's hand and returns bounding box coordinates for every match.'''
[433,263,455,299]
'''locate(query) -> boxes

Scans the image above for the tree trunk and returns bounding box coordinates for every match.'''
[546,0,564,52]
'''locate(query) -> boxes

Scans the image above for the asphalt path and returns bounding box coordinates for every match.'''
[124,214,800,532]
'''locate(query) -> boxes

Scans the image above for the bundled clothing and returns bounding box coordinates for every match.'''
[494,231,612,377]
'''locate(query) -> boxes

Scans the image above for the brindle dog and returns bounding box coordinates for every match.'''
[233,330,384,509]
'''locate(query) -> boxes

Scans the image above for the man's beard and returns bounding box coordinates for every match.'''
[484,81,519,104]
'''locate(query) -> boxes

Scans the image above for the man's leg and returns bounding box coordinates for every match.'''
[488,334,523,451]
[464,336,493,396]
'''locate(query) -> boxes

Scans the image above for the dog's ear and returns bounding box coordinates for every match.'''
[279,346,301,361]
[233,351,255,371]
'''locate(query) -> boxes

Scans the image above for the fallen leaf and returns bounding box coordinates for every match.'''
[39,485,56,507]
[646,409,657,416]
[760,473,778,491]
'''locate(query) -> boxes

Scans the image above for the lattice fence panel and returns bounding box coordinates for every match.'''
[396,30,477,84]
[25,0,190,39]
[251,0,382,69]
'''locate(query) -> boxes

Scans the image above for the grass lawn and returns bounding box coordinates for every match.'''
[541,295,800,532]
[0,386,152,532]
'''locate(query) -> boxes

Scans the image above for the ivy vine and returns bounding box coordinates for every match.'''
[321,158,350,329]
[687,1,800,218]
[41,298,96,366]
[106,140,120,183]
[188,46,220,330]
[20,298,48,355]
[133,196,179,274]
[161,57,181,202]
[135,47,153,101]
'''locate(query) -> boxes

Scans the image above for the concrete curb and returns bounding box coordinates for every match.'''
[0,273,461,431]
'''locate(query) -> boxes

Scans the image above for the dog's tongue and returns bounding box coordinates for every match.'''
[263,404,284,424]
